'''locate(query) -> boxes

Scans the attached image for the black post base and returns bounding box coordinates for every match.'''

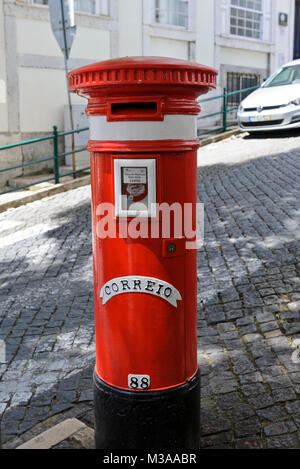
[93,370,200,450]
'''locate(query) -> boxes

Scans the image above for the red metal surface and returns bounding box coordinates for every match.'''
[68,56,217,91]
[69,57,217,391]
[87,139,200,153]
[68,56,217,117]
[90,141,199,390]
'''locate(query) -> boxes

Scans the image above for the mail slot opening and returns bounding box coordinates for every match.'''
[110,101,158,117]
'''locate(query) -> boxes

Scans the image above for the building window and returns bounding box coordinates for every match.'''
[74,0,96,14]
[153,0,189,29]
[97,0,109,16]
[230,0,263,39]
[74,0,109,15]
[30,0,109,16]
[227,72,260,105]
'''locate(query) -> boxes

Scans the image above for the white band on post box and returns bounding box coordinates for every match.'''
[90,115,197,141]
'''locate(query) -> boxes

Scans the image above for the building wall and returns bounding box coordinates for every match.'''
[215,0,295,90]
[3,0,296,136]
[0,0,120,184]
[273,0,295,69]
[150,36,189,59]
[196,0,295,132]
[195,0,215,68]
[13,1,117,134]
[142,0,196,60]
[2,0,201,139]
[0,0,23,186]
[221,47,268,69]
[118,0,142,56]
[0,0,8,133]
[0,0,297,163]
[215,0,271,92]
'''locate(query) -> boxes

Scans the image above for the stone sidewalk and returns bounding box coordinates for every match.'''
[17,419,94,449]
[197,131,300,449]
[0,186,95,448]
[1,131,300,449]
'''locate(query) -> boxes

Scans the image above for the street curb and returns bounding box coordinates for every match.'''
[16,418,92,450]
[0,175,91,214]
[200,128,243,147]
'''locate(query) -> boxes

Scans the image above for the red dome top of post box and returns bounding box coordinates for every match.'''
[68,56,217,118]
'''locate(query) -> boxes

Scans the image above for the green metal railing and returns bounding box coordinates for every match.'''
[197,85,259,137]
[0,126,89,196]
[0,85,260,195]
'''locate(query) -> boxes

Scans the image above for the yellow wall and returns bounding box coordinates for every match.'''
[221,47,268,69]
[118,0,142,56]
[16,15,110,132]
[6,0,295,135]
[16,18,110,60]
[275,0,294,67]
[196,0,215,67]
[70,27,110,60]
[16,18,61,57]
[150,37,189,60]
[19,68,85,132]
[0,0,8,132]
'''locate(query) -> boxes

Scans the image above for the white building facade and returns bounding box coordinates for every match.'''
[0,0,297,180]
[215,0,295,100]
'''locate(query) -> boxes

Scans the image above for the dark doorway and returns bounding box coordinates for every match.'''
[294,0,300,59]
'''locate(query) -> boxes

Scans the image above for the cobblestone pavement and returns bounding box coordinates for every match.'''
[0,188,95,447]
[197,131,300,449]
[1,131,300,449]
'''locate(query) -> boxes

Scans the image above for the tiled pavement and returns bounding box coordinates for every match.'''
[1,131,300,449]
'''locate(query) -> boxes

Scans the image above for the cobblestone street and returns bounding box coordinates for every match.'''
[1,131,300,449]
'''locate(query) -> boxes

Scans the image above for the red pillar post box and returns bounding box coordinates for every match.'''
[68,57,217,449]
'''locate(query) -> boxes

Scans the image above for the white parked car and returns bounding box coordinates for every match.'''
[237,59,300,132]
